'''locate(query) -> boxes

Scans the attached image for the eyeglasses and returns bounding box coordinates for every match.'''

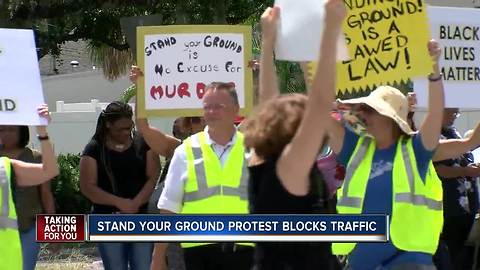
[203,103,227,111]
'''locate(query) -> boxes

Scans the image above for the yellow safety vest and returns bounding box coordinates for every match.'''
[0,157,23,270]
[332,136,443,255]
[180,131,251,248]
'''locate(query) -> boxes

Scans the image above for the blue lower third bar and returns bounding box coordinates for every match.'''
[87,214,388,242]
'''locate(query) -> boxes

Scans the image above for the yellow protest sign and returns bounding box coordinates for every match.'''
[308,0,433,94]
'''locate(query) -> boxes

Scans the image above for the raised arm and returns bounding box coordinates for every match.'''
[259,7,281,104]
[435,163,480,179]
[11,105,59,186]
[130,66,181,157]
[419,40,445,151]
[433,123,480,161]
[277,0,346,195]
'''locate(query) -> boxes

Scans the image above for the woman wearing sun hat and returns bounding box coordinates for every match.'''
[323,40,445,269]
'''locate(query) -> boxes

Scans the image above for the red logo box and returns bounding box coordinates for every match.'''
[36,214,86,242]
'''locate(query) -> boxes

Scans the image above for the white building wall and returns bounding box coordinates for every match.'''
[41,71,131,111]
[29,101,175,155]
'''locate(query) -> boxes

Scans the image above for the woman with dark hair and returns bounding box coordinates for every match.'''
[79,101,160,270]
[0,125,55,270]
[243,2,345,269]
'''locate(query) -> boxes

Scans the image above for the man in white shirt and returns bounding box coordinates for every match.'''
[151,82,252,270]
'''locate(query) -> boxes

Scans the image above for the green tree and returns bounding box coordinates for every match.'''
[3,0,272,79]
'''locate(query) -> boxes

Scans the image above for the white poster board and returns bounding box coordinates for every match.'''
[274,0,348,61]
[136,25,253,117]
[0,29,46,125]
[414,7,480,109]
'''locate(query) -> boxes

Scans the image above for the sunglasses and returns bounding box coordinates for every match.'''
[356,104,376,114]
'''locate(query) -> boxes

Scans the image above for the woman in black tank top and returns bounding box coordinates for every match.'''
[242,3,346,269]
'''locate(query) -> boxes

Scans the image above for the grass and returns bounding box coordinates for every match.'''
[36,262,94,270]
[36,243,100,270]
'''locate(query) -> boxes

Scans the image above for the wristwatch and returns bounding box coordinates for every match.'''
[37,134,49,141]
[428,73,443,82]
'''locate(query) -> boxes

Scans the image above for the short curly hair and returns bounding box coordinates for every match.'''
[243,93,308,160]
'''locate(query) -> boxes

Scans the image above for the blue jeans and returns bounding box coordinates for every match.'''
[98,242,153,270]
[19,226,40,270]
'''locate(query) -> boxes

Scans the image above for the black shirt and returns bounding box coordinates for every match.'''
[248,159,334,270]
[82,136,150,214]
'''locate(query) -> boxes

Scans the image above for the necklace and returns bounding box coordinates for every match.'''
[113,144,126,150]
[107,140,127,151]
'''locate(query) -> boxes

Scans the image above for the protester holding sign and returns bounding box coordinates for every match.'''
[0,105,59,270]
[0,124,56,270]
[324,39,445,269]
[79,101,160,270]
[243,2,345,269]
[129,66,204,160]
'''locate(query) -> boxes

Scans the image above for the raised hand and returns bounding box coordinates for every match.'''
[407,92,417,112]
[428,39,441,64]
[260,6,280,45]
[469,123,480,148]
[129,65,144,84]
[324,0,347,28]
[36,104,51,135]
[37,104,51,124]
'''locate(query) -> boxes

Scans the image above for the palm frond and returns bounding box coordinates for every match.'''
[120,84,137,103]
[88,42,135,81]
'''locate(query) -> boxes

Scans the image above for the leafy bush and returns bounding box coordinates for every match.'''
[51,154,91,214]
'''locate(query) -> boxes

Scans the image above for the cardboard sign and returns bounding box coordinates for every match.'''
[0,29,47,125]
[414,7,480,109]
[307,0,432,94]
[136,25,253,117]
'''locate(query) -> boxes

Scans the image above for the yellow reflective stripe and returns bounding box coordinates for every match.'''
[191,146,209,191]
[337,197,363,208]
[1,158,11,222]
[184,132,247,202]
[395,193,443,210]
[223,186,247,200]
[184,137,198,192]
[184,186,221,202]
[337,137,371,208]
[396,138,442,211]
[0,217,18,229]
[237,159,248,200]
[198,132,222,183]
[0,157,17,229]
[400,138,416,193]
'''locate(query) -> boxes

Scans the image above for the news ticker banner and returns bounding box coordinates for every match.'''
[36,214,388,243]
